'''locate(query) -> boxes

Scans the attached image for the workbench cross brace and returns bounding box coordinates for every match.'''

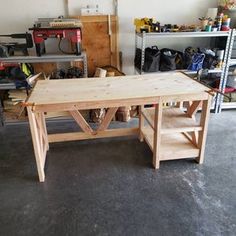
[70,107,118,134]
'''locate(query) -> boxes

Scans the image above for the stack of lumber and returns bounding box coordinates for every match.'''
[8,90,27,105]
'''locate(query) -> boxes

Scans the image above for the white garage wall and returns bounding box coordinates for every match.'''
[0,0,218,74]
[0,1,65,33]
[68,0,114,16]
[0,0,114,33]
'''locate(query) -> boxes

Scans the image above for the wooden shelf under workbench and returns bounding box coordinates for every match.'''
[142,127,200,161]
[142,107,202,134]
[140,107,203,162]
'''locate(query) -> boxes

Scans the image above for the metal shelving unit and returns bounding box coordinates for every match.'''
[136,31,230,38]
[0,52,88,126]
[135,67,223,75]
[218,29,236,112]
[135,31,232,113]
[0,52,88,77]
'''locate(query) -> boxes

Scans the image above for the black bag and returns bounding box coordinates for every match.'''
[160,48,177,71]
[198,48,218,69]
[134,46,161,72]
[203,54,218,69]
[175,51,184,70]
[143,46,161,72]
[183,47,196,69]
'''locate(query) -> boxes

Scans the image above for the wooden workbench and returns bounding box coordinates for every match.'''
[25,72,213,182]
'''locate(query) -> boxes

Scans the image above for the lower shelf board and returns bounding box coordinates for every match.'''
[142,127,200,161]
[142,107,202,134]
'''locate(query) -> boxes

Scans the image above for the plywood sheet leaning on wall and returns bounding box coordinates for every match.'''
[72,15,120,76]
[33,63,57,75]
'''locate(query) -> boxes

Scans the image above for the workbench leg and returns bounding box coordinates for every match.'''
[40,112,49,151]
[196,96,212,164]
[27,107,45,182]
[35,113,49,162]
[139,105,144,142]
[153,102,163,169]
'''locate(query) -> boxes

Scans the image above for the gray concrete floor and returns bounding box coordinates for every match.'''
[0,111,236,236]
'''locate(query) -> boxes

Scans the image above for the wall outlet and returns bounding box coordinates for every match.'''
[81,5,102,15]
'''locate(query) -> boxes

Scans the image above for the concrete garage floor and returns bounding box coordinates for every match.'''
[0,111,236,236]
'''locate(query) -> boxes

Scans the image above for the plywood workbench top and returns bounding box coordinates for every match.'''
[27,73,209,107]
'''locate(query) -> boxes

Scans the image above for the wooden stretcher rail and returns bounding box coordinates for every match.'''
[48,128,139,143]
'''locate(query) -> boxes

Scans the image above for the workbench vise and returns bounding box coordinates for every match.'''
[29,27,82,57]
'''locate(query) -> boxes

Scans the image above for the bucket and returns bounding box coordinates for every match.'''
[222,9,236,28]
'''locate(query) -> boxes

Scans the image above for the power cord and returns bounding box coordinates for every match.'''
[58,38,76,55]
